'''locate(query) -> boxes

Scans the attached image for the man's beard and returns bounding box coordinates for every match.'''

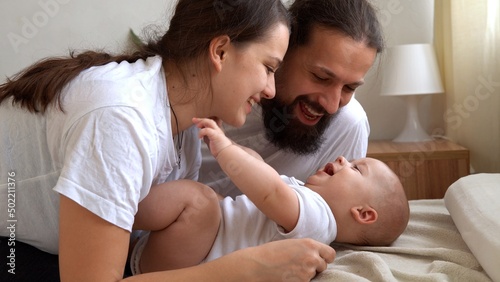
[260,97,335,155]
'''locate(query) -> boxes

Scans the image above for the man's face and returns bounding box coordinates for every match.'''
[261,26,377,154]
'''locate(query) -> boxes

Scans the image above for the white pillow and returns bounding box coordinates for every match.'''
[444,173,500,282]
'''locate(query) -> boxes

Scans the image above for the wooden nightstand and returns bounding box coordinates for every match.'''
[367,139,470,200]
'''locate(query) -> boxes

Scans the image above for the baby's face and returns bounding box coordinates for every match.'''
[305,157,391,212]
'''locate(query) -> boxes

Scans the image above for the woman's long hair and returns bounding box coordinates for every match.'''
[0,0,289,113]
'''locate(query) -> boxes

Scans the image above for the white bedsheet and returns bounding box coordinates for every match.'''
[313,198,492,282]
[444,173,500,282]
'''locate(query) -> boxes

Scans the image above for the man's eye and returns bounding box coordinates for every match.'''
[344,86,356,93]
[313,73,328,81]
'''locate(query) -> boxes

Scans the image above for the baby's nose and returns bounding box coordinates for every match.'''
[336,156,347,165]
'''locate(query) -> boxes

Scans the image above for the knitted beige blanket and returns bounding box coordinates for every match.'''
[313,198,492,282]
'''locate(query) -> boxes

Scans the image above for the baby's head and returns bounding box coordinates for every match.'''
[305,156,409,246]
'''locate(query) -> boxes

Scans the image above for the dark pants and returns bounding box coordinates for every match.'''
[0,237,132,281]
[0,237,59,282]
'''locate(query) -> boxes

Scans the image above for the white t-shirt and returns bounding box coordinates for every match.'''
[199,98,370,198]
[204,176,337,262]
[0,56,201,254]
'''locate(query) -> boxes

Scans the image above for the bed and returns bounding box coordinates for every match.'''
[313,173,499,282]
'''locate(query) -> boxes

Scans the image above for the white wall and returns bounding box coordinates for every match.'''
[0,0,173,78]
[358,0,443,140]
[0,0,439,141]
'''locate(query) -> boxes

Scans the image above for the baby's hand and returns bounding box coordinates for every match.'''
[193,117,232,158]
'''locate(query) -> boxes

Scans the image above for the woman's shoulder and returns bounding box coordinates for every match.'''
[77,55,163,83]
[59,55,166,113]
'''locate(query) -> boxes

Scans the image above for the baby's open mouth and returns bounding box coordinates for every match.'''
[324,163,334,176]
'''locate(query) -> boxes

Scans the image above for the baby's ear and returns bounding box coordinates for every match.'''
[350,206,378,224]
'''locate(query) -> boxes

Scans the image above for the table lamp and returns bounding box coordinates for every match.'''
[381,43,444,142]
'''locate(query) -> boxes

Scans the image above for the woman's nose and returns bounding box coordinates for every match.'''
[261,78,276,100]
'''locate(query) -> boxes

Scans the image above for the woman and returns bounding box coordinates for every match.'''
[0,0,334,280]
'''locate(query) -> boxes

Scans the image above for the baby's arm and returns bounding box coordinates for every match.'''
[193,118,299,232]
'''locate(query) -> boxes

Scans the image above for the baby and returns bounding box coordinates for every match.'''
[130,118,410,274]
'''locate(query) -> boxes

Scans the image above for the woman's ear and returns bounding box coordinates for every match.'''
[209,35,231,73]
[350,206,378,224]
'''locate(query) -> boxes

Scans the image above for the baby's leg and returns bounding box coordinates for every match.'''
[133,179,221,273]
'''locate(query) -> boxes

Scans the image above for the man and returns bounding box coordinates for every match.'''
[199,0,384,198]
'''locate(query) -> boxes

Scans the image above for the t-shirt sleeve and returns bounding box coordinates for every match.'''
[278,187,337,244]
[53,107,157,232]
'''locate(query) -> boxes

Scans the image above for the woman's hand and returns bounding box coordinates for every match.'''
[230,238,336,281]
[130,238,336,282]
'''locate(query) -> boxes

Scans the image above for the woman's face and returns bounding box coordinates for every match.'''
[211,23,290,127]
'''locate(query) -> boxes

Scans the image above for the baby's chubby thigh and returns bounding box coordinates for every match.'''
[157,179,222,252]
[158,180,222,267]
[139,179,222,272]
[175,179,222,232]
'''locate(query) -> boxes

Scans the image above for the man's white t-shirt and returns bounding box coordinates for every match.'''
[199,98,370,198]
[0,56,201,254]
[204,176,337,262]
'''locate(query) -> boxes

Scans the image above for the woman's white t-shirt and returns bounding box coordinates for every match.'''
[0,56,201,254]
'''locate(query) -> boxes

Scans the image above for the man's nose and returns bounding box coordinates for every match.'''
[318,88,342,114]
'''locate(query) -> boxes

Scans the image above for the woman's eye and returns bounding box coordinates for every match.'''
[266,66,275,74]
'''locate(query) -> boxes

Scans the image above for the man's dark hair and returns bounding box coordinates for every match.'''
[288,0,384,53]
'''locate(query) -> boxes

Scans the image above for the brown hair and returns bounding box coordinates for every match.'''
[288,0,384,53]
[0,0,289,113]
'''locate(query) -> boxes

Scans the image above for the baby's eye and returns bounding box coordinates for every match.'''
[352,165,361,173]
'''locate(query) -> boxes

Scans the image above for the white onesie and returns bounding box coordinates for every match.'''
[205,176,337,261]
[130,176,336,274]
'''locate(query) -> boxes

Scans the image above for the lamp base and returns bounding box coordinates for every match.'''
[393,95,432,142]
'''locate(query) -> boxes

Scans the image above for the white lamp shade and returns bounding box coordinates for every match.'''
[381,44,444,96]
